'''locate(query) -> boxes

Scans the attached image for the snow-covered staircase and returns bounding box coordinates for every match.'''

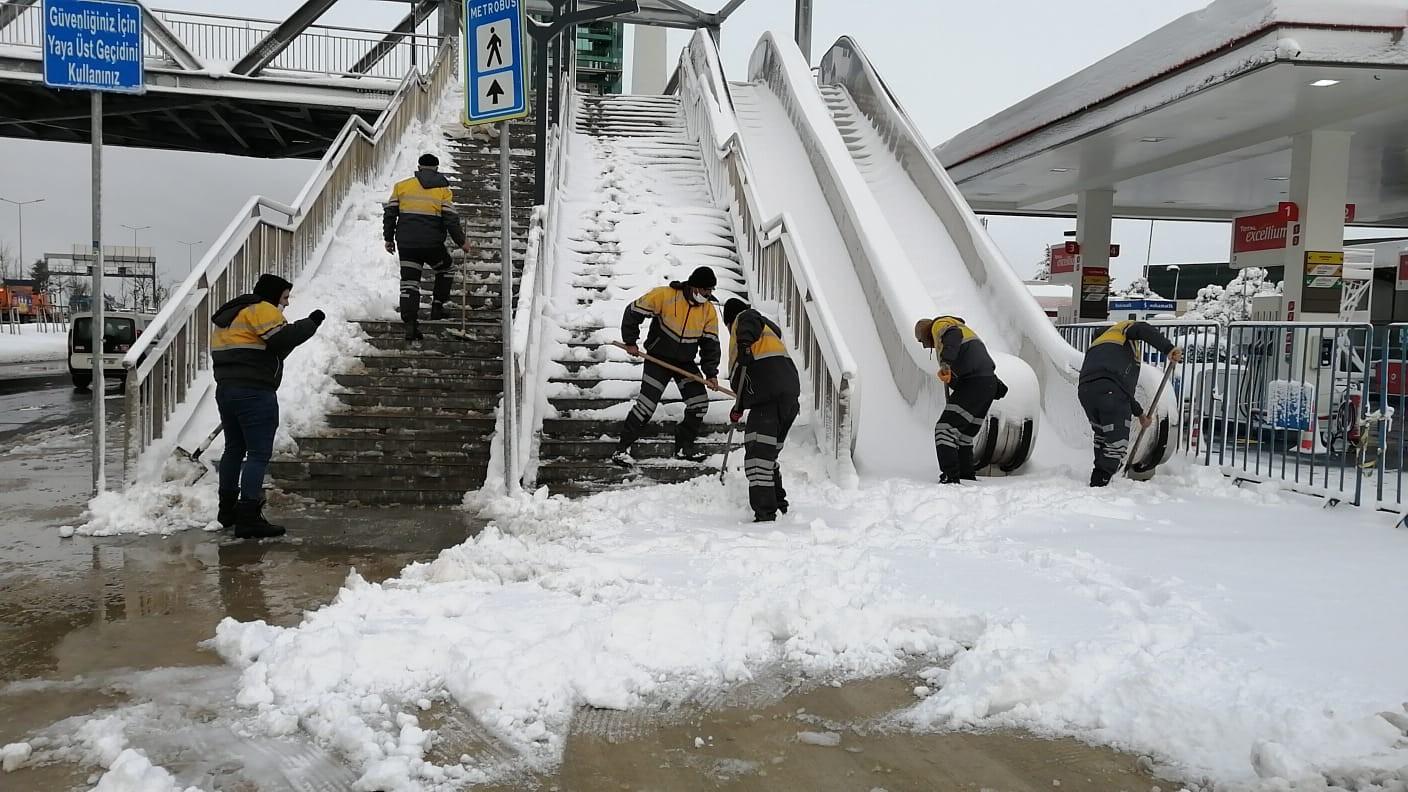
[266,120,535,506]
[534,95,746,496]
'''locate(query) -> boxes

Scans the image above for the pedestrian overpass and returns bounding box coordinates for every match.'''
[0,0,462,157]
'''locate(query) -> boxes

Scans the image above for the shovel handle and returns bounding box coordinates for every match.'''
[610,342,737,398]
[1122,357,1178,477]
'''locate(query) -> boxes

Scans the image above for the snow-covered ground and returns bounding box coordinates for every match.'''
[203,448,1408,791]
[0,323,67,364]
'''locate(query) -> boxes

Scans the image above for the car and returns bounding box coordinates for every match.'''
[68,311,156,390]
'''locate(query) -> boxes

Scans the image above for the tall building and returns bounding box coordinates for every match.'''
[575,22,624,95]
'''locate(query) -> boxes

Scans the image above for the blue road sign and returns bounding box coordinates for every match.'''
[465,0,528,126]
[42,0,144,94]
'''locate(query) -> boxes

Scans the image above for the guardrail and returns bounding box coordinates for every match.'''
[1060,319,1408,519]
[0,1,438,79]
[120,36,457,478]
[675,30,858,472]
[511,63,575,490]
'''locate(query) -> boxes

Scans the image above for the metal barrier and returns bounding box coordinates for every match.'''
[511,63,575,490]
[0,3,438,79]
[1060,319,1408,514]
[120,36,458,476]
[675,31,858,472]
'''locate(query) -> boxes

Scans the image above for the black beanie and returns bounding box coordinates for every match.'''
[253,274,293,304]
[418,153,439,168]
[723,298,748,327]
[686,266,716,289]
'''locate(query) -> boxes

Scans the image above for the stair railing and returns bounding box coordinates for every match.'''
[508,62,576,490]
[120,36,459,481]
[674,30,858,478]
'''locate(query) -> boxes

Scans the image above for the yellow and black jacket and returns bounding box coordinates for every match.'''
[383,168,467,250]
[1078,320,1174,415]
[622,282,721,376]
[728,308,799,408]
[928,316,995,380]
[211,296,318,390]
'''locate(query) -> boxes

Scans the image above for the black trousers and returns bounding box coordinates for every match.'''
[744,396,799,517]
[1078,385,1133,476]
[398,245,453,323]
[935,375,999,478]
[619,359,710,450]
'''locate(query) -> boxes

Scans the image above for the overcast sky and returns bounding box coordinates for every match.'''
[0,0,1238,295]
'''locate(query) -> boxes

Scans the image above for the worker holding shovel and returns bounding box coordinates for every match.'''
[723,298,800,523]
[1078,320,1182,487]
[612,267,722,466]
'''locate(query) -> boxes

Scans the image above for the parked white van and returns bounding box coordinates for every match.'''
[68,311,156,390]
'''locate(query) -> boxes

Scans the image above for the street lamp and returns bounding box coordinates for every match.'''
[1166,264,1182,311]
[176,239,203,275]
[120,223,151,246]
[0,196,45,281]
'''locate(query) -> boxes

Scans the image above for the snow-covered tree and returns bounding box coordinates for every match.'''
[1110,276,1162,300]
[1184,267,1282,326]
[1031,248,1050,282]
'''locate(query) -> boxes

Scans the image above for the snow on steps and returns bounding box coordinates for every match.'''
[534,95,746,496]
[267,118,536,506]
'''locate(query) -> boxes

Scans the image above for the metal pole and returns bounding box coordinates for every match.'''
[794,0,813,64]
[91,92,106,495]
[500,120,515,491]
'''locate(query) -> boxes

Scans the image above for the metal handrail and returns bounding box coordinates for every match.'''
[511,63,576,490]
[675,30,858,474]
[120,36,459,478]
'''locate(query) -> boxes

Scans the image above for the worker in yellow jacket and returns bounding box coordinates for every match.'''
[724,298,800,522]
[914,316,1006,483]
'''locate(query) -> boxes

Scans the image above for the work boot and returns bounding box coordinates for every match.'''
[1089,468,1113,488]
[234,499,286,539]
[674,444,708,463]
[753,512,776,523]
[610,449,636,468]
[938,472,962,485]
[959,448,979,481]
[777,498,789,515]
[404,320,424,343]
[429,303,446,321]
[217,489,239,529]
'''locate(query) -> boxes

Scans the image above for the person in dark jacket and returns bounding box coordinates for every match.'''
[915,316,1006,484]
[211,274,323,538]
[1078,320,1183,487]
[383,153,473,341]
[612,266,722,466]
[724,299,801,522]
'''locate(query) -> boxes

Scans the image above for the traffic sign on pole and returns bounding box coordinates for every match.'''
[42,0,145,94]
[464,0,528,126]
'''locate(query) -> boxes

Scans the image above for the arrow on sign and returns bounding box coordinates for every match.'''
[486,79,504,105]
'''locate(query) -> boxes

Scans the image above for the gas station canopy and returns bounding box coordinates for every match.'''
[937,1,1408,226]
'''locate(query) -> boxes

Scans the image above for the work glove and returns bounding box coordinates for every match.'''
[308,310,326,327]
[938,364,953,385]
[730,407,745,425]
[385,241,396,254]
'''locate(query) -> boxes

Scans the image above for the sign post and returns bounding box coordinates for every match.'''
[464,0,529,492]
[43,0,145,495]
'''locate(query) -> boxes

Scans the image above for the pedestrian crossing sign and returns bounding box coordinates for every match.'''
[464,0,529,126]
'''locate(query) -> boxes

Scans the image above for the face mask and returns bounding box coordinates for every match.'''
[687,289,705,305]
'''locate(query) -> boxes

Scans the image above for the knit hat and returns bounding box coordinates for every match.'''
[723,298,749,327]
[686,266,716,289]
[418,153,439,168]
[913,318,935,346]
[253,273,293,305]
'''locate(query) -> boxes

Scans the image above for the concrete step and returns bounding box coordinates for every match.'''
[269,460,487,489]
[326,413,497,433]
[361,341,505,360]
[534,461,714,492]
[550,395,732,412]
[334,391,501,411]
[281,487,468,506]
[295,435,491,459]
[334,373,503,391]
[538,437,728,460]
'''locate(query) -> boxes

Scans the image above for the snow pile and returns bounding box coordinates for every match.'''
[1184,266,1283,325]
[213,447,1408,790]
[0,323,67,364]
[92,750,199,792]
[80,480,220,537]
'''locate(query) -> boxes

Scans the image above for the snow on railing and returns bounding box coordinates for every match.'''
[507,63,576,491]
[120,37,459,481]
[675,31,858,475]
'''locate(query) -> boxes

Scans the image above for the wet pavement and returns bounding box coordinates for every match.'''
[0,378,1165,791]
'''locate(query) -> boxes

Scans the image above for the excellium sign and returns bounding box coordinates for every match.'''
[1230,203,1299,269]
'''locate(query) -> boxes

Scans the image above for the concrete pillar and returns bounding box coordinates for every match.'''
[795,0,813,64]
[631,25,668,95]
[1075,188,1115,321]
[1285,129,1352,320]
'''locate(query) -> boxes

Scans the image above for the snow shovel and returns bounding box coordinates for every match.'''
[608,342,738,398]
[1121,357,1178,478]
[719,423,738,484]
[176,424,223,484]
